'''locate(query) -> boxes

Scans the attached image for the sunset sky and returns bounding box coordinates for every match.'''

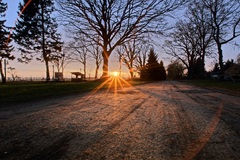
[4,0,122,79]
[3,0,240,79]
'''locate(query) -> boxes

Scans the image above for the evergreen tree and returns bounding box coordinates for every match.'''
[14,0,62,81]
[159,61,166,80]
[141,49,166,81]
[0,0,14,83]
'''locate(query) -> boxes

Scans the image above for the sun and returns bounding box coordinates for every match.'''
[113,71,119,77]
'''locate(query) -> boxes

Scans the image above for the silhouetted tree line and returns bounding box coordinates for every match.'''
[1,0,239,83]
[210,58,240,81]
[164,0,240,79]
[212,59,236,73]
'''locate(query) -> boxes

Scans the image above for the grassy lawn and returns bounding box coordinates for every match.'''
[0,79,149,107]
[186,79,240,95]
[0,81,100,106]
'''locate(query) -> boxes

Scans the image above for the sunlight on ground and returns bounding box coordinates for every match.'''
[8,2,223,158]
[85,77,224,160]
[85,75,134,100]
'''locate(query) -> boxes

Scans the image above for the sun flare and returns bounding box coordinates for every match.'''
[112,71,119,77]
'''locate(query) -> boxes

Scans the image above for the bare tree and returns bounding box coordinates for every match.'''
[117,39,138,79]
[88,40,103,79]
[7,67,19,81]
[201,0,240,72]
[186,0,214,75]
[135,41,151,75]
[68,38,89,78]
[164,20,199,78]
[51,46,72,78]
[57,0,187,78]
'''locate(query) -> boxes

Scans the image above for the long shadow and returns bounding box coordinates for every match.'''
[76,98,146,157]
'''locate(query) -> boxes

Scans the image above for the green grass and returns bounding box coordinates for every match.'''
[186,79,240,94]
[0,79,150,107]
[0,81,102,107]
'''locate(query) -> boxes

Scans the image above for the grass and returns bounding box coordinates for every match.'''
[0,81,100,107]
[186,79,240,95]
[2,79,238,108]
[0,79,150,107]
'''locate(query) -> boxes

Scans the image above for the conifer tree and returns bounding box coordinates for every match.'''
[0,0,14,83]
[141,49,166,80]
[147,49,159,70]
[159,61,167,80]
[14,0,62,81]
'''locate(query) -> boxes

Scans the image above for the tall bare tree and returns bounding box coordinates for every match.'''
[187,0,214,75]
[164,20,200,78]
[68,38,89,78]
[88,39,103,79]
[117,39,138,79]
[51,46,72,78]
[135,40,152,76]
[57,0,187,78]
[201,0,240,72]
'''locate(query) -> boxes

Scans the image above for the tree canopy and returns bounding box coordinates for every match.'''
[14,0,62,81]
[141,49,166,80]
[57,0,187,78]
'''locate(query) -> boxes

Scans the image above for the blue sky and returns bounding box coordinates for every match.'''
[4,0,20,27]
[3,0,97,78]
[2,0,240,78]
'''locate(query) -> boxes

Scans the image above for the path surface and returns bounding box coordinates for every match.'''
[0,81,240,160]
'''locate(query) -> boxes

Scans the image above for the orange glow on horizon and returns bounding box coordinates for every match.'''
[112,71,119,77]
[84,74,138,100]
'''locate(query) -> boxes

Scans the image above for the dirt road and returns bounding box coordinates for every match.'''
[0,81,240,160]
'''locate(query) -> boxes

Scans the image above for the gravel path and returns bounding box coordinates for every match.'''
[0,81,240,160]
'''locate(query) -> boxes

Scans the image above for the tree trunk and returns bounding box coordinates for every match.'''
[129,67,134,79]
[218,45,224,72]
[40,0,49,81]
[62,59,64,79]
[95,63,99,79]
[83,62,86,80]
[0,60,6,84]
[130,71,134,79]
[201,50,206,76]
[95,68,98,79]
[188,64,194,79]
[101,50,109,78]
[45,60,50,81]
[62,67,64,79]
